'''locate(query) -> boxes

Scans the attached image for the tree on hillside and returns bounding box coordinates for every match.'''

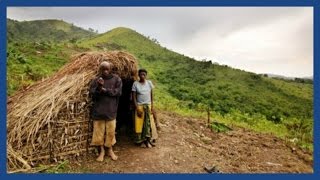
[88,28,94,32]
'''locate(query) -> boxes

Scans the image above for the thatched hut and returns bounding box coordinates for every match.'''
[7,51,138,172]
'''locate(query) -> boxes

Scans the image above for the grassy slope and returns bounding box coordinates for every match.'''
[6,42,90,95]
[78,27,313,119]
[78,27,313,150]
[7,24,313,150]
[6,19,94,95]
[7,19,97,42]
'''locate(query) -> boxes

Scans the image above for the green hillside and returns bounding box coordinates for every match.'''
[7,22,313,150]
[78,27,313,120]
[6,19,92,95]
[7,19,97,43]
[78,27,313,149]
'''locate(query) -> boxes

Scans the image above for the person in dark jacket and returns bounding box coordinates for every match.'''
[89,61,122,161]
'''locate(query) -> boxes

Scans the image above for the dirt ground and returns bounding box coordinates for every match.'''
[68,111,313,173]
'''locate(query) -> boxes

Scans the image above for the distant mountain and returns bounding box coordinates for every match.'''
[260,74,313,84]
[7,18,97,42]
[7,22,313,121]
[264,73,295,80]
[263,73,312,80]
[303,76,313,80]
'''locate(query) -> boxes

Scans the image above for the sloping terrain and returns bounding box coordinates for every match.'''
[7,19,96,42]
[67,111,312,173]
[6,20,314,173]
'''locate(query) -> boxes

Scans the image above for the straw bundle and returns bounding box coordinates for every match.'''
[7,51,138,172]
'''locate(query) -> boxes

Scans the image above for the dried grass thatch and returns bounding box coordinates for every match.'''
[7,51,138,172]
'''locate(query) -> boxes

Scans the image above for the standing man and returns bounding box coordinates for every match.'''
[89,61,122,161]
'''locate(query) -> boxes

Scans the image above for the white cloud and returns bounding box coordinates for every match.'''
[7,7,313,77]
[170,8,313,77]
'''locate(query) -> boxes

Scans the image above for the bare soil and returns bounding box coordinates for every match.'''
[68,111,313,173]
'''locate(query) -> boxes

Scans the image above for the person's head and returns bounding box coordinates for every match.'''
[138,69,147,81]
[99,61,112,77]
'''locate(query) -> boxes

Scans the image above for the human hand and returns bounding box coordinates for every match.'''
[137,109,143,118]
[97,77,104,86]
[100,87,107,93]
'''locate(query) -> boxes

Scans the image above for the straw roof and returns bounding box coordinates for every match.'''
[7,51,138,172]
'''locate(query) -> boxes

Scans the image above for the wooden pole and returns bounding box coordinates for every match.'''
[207,108,210,126]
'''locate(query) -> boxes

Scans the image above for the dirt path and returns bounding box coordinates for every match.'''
[68,111,313,173]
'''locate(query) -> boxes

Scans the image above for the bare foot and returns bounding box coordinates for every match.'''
[96,151,105,162]
[96,146,105,162]
[108,149,118,161]
[146,142,152,148]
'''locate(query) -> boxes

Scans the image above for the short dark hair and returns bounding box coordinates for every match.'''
[138,69,147,75]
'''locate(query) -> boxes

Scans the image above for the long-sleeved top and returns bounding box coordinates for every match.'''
[89,74,122,121]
